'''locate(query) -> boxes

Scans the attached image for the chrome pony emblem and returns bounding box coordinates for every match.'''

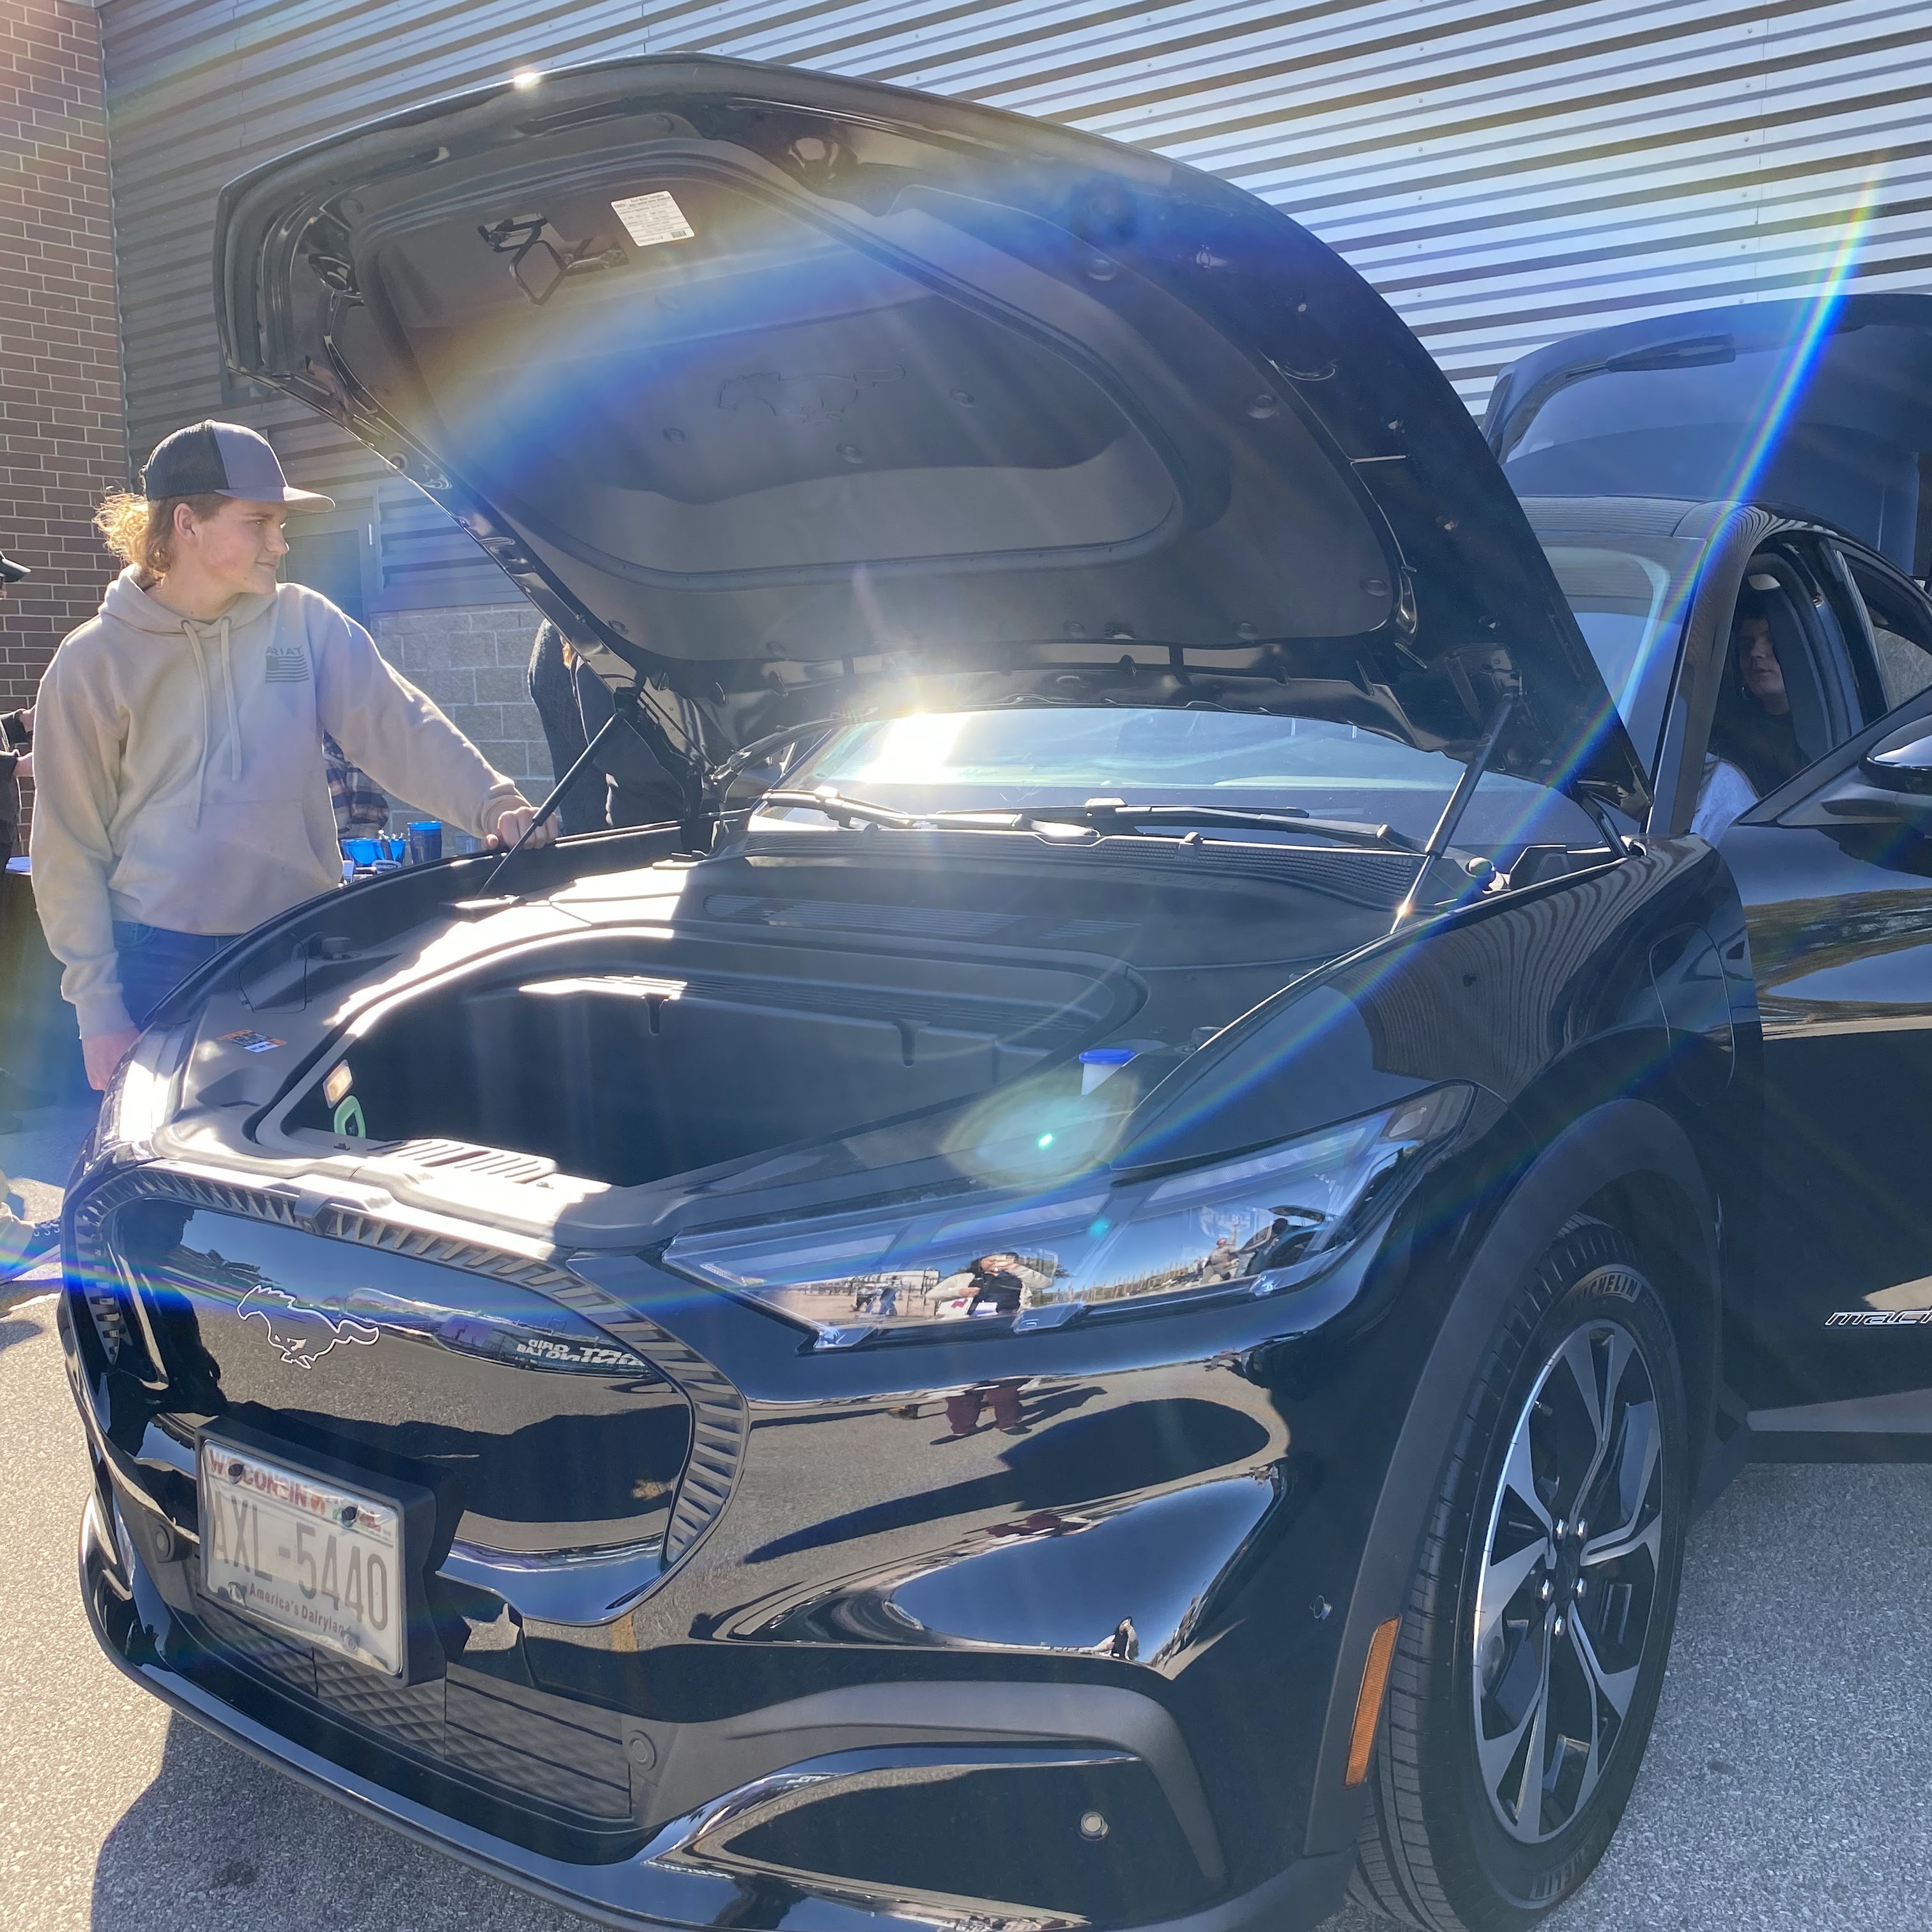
[238,1285,379,1368]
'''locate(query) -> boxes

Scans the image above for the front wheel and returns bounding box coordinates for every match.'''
[1351,1221,1689,1930]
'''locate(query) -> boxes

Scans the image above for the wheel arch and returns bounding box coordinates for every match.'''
[1301,1096,1717,1858]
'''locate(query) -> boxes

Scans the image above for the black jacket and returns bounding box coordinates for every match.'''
[526,624,682,832]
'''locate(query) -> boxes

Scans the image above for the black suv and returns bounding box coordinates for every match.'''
[64,56,1932,1932]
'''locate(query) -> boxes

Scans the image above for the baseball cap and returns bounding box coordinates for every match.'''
[0,551,27,583]
[140,420,334,509]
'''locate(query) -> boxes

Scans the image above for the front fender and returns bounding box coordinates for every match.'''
[1300,1096,1716,1855]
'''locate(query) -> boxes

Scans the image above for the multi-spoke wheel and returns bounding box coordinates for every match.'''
[1473,1318,1664,1843]
[1351,1221,1688,1932]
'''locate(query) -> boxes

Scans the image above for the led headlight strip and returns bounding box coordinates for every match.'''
[664,1085,1471,1342]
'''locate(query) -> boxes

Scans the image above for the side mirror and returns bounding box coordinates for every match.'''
[1785,717,1932,829]
[1862,719,1932,795]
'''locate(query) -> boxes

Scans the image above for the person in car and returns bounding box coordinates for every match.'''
[32,420,553,1091]
[1713,599,1805,795]
[1692,598,1807,838]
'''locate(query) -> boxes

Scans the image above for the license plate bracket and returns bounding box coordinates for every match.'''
[195,1422,443,1684]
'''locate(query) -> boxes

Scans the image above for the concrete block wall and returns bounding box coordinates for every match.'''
[369,603,554,825]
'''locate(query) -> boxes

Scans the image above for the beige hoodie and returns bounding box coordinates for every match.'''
[33,568,526,1038]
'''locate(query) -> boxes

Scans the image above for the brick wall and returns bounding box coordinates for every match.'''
[370,604,553,824]
[0,0,124,717]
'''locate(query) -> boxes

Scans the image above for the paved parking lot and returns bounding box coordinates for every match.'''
[8,1101,1932,1932]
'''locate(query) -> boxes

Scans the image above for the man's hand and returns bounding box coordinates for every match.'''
[84,1027,139,1092]
[485,803,556,851]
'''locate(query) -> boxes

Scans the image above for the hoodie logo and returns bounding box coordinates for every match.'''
[238,1285,378,1368]
[264,641,310,684]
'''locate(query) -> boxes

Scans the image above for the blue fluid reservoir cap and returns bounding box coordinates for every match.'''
[1078,1045,1138,1095]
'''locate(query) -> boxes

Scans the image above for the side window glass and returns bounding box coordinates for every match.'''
[1845,558,1932,712]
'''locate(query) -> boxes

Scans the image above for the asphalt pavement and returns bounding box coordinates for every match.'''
[6,1097,1932,1931]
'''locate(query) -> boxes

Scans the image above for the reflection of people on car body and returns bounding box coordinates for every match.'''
[942,1379,1028,1437]
[965,1253,1025,1317]
[1693,596,1806,838]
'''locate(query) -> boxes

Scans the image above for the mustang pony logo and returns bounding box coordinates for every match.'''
[238,1285,379,1368]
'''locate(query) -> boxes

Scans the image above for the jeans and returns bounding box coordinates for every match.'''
[112,923,240,1031]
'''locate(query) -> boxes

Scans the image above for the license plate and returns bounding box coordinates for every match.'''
[197,1440,405,1677]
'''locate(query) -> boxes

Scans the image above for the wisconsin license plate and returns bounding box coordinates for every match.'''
[197,1439,405,1676]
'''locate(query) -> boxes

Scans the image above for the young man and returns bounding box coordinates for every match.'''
[33,420,553,1092]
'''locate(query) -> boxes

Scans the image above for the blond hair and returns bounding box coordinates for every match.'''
[93,491,229,577]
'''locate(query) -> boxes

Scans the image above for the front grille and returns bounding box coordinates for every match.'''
[187,1595,634,1822]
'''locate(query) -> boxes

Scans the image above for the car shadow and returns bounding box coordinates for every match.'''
[91,1712,596,1929]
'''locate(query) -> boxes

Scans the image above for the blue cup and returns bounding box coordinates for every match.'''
[406,820,442,865]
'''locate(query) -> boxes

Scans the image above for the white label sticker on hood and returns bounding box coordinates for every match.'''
[611,190,694,249]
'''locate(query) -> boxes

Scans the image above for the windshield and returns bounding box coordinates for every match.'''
[1530,529,1701,773]
[774,708,1598,854]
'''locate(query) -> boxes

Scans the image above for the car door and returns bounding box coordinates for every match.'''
[1711,540,1932,1418]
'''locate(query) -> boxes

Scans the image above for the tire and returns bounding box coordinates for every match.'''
[1349,1220,1689,1931]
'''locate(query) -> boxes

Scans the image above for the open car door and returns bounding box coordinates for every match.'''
[1486,295,1932,576]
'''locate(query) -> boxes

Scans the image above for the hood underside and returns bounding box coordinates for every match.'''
[215,55,1644,809]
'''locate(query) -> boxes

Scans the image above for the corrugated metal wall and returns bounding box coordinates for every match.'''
[98,0,1932,611]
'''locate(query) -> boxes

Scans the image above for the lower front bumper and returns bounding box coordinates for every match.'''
[79,1491,1353,1932]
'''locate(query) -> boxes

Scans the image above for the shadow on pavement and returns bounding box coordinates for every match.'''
[0,1299,52,1356]
[91,1713,597,1931]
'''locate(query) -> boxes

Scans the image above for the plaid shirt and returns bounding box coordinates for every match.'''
[323,733,390,837]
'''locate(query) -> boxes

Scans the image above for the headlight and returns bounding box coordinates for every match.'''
[96,1023,190,1162]
[663,1085,1471,1343]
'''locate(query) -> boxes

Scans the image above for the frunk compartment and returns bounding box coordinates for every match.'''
[296,930,1128,1186]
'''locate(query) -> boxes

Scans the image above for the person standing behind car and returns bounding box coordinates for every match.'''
[0,546,59,1281]
[528,620,684,832]
[32,420,553,1091]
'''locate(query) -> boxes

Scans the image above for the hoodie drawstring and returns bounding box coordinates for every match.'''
[183,621,213,830]
[217,617,240,783]
[180,615,241,827]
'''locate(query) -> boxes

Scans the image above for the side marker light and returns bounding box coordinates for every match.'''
[1345,1616,1401,1787]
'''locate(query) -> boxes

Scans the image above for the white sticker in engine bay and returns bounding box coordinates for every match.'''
[611,190,694,248]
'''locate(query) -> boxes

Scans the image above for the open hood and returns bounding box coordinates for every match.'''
[1486,295,1932,577]
[216,56,1644,809]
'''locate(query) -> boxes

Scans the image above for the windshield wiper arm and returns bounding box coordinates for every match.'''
[760,788,1420,854]
[760,786,928,829]
[1054,801,1422,854]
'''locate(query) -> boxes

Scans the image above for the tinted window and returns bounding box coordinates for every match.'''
[1844,558,1932,711]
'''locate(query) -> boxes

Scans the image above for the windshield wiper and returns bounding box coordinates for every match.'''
[758,788,1420,853]
[760,786,929,829]
[1037,801,1422,854]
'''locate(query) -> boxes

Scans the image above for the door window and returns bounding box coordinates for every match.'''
[1841,555,1932,712]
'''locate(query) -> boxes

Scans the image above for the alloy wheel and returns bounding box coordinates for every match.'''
[1469,1308,1665,1844]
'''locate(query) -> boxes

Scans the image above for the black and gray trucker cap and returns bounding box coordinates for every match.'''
[140,420,334,508]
